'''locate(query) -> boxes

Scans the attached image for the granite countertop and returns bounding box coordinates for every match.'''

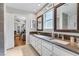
[31,34,79,55]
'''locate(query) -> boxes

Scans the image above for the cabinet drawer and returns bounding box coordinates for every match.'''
[35,45,42,55]
[30,35,36,47]
[53,45,78,56]
[31,41,36,48]
[42,40,53,51]
[42,47,53,56]
[36,40,41,45]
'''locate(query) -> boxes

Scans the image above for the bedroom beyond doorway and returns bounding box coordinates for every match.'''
[14,16,26,47]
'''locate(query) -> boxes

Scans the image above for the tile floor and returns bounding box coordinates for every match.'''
[5,44,38,56]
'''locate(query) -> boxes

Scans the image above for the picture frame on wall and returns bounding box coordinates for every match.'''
[31,19,36,29]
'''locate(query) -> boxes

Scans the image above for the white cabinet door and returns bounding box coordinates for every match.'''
[53,45,78,56]
[30,35,42,55]
[35,37,42,55]
[41,40,53,56]
[35,44,42,55]
[42,40,53,51]
[41,46,52,56]
[30,35,36,48]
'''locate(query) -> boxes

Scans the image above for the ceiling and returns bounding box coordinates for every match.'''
[6,3,46,14]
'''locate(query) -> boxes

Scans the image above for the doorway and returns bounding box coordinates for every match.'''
[14,16,26,47]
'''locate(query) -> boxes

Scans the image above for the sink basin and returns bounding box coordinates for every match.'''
[34,34,51,40]
[51,39,69,45]
[34,34,69,45]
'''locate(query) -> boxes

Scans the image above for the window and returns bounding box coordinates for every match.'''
[43,9,53,29]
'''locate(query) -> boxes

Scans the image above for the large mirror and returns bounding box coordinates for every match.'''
[37,15,43,31]
[54,3,79,32]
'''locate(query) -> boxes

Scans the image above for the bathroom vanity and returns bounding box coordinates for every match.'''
[29,3,79,56]
[29,32,79,56]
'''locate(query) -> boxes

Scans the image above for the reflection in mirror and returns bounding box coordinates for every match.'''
[56,3,77,30]
[37,15,43,31]
[38,17,42,29]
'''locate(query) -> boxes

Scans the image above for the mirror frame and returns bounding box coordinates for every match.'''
[54,3,79,33]
[37,15,43,31]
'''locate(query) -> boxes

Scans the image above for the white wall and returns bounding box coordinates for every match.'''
[5,13,14,50]
[5,7,36,50]
[25,14,36,43]
[30,14,36,31]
